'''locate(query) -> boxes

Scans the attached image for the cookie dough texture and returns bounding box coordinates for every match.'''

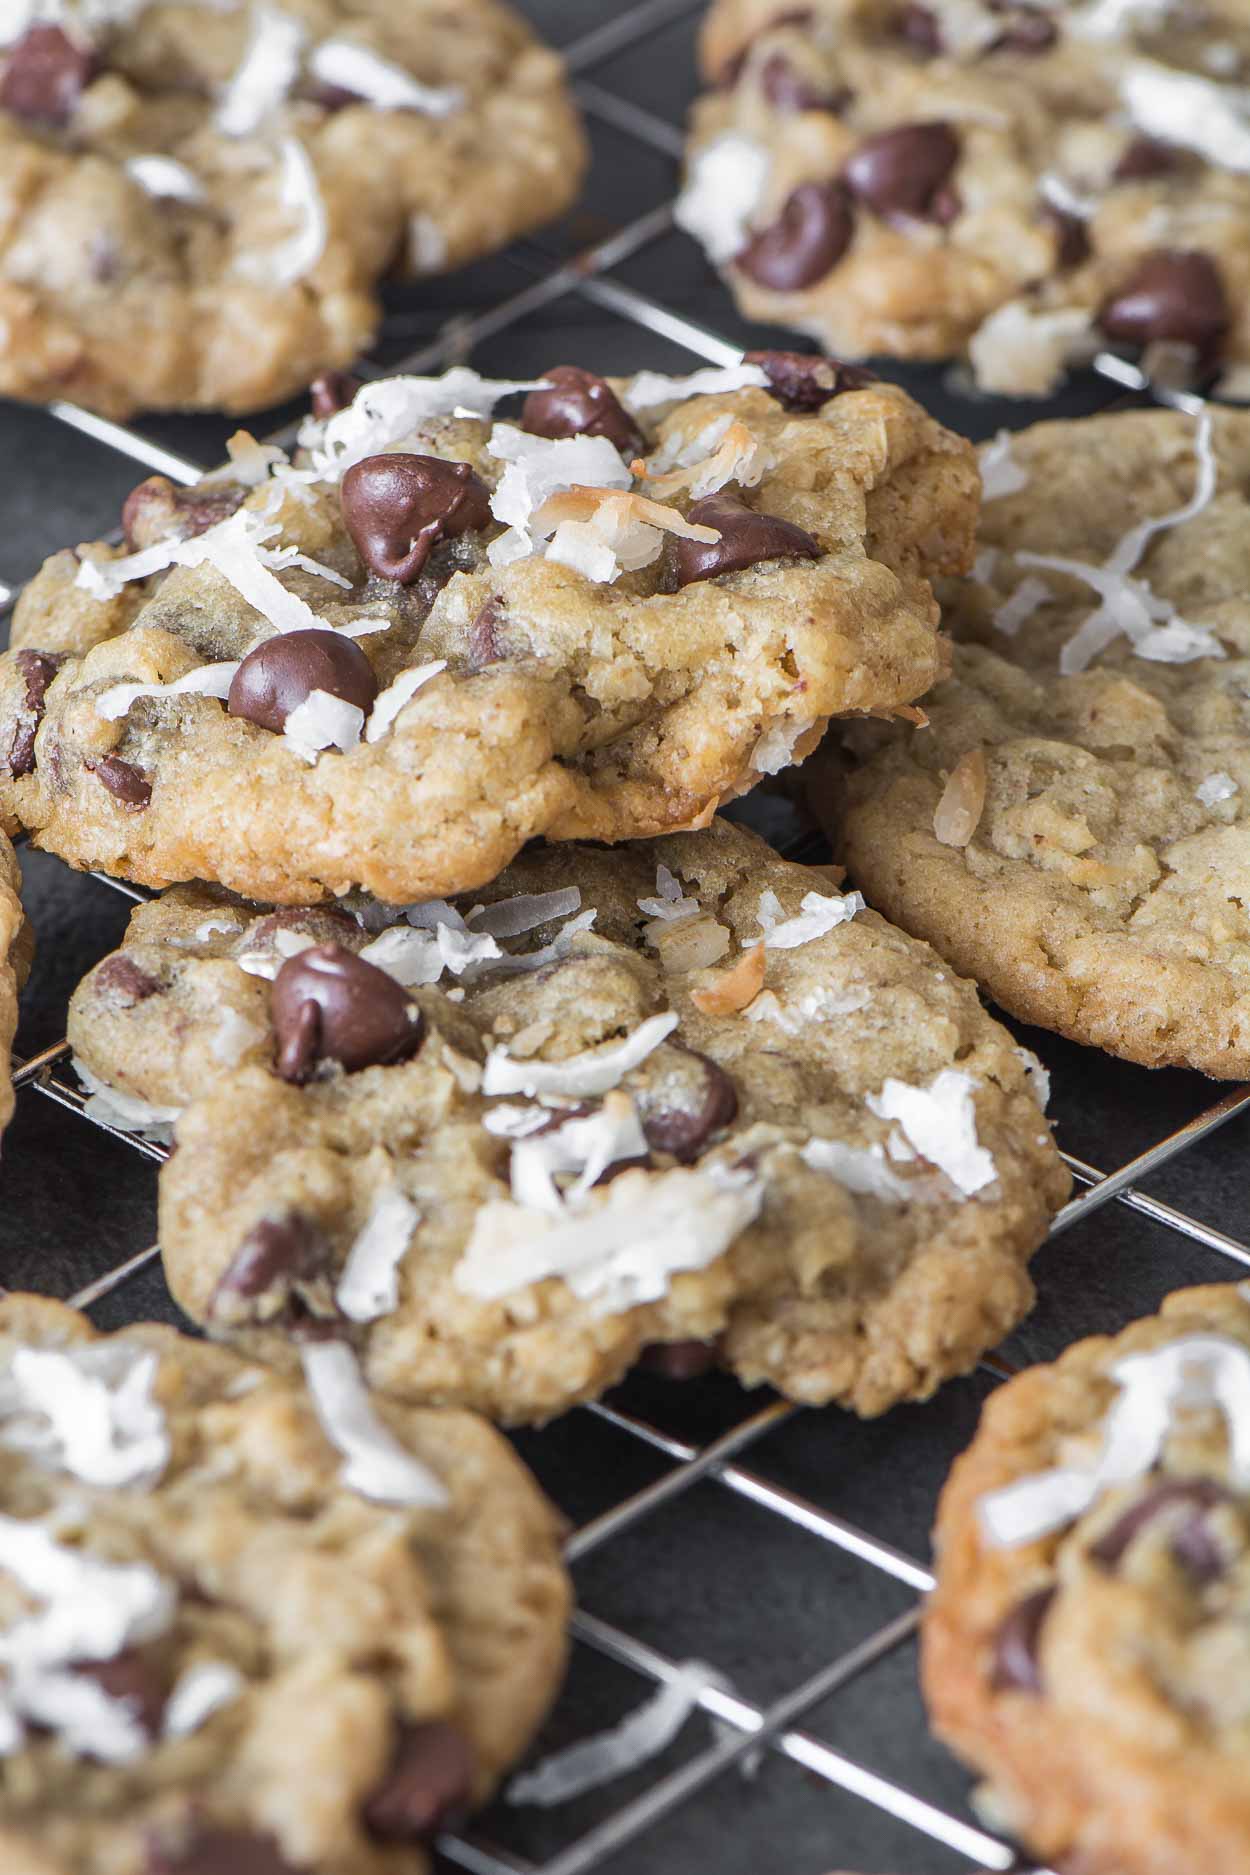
[0,0,585,417]
[0,373,975,905]
[71,819,1068,1423]
[0,833,27,1140]
[819,409,1250,1076]
[0,1290,569,1875]
[684,1,1250,388]
[924,1284,1250,1875]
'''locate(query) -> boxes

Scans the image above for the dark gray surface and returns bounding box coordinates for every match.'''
[2,5,1247,1872]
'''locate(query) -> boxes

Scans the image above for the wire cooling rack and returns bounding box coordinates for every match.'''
[3,3,1250,1870]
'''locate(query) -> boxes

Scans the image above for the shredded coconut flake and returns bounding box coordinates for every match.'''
[621,362,770,415]
[467,888,582,939]
[755,887,864,950]
[364,661,446,742]
[124,155,206,204]
[72,1059,179,1143]
[335,1186,418,1322]
[751,715,819,778]
[866,1070,996,1197]
[1016,1046,1051,1112]
[0,1342,169,1488]
[969,302,1095,398]
[486,427,633,568]
[801,1136,938,1203]
[637,415,776,499]
[303,372,548,481]
[508,1091,649,1213]
[1122,59,1250,174]
[979,430,1030,502]
[282,688,364,763]
[1197,771,1239,806]
[674,133,771,265]
[214,4,304,137]
[993,574,1051,638]
[94,661,238,723]
[235,136,326,287]
[482,1010,679,1099]
[638,863,701,923]
[307,38,463,115]
[299,1340,447,1507]
[163,1661,245,1739]
[509,1661,724,1807]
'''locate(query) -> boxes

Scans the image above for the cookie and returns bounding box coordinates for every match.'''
[0,1288,569,1874]
[0,359,976,906]
[679,1,1250,395]
[0,832,28,1141]
[924,1283,1250,1875]
[815,407,1250,1077]
[0,0,585,417]
[67,817,1068,1422]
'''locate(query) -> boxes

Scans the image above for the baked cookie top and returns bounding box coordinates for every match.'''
[0,360,976,906]
[924,1283,1250,1875]
[680,0,1250,394]
[0,832,28,1142]
[0,1289,569,1875]
[68,818,1068,1423]
[0,0,585,416]
[822,407,1250,1076]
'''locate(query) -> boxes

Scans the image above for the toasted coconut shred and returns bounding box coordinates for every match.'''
[933,748,988,849]
[691,943,766,1015]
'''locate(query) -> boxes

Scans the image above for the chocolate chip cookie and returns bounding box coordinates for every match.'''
[0,832,28,1142]
[69,817,1068,1422]
[681,1,1250,395]
[924,1283,1250,1875]
[814,407,1250,1076]
[0,360,976,906]
[0,1288,569,1873]
[0,0,585,417]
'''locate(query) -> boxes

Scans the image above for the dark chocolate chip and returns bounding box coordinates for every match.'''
[521,366,644,458]
[227,630,378,736]
[843,121,960,222]
[74,1649,166,1738]
[121,475,247,552]
[7,648,63,778]
[145,1825,300,1875]
[467,594,506,669]
[672,492,821,588]
[1043,201,1091,271]
[895,2,942,53]
[212,1211,332,1310]
[0,24,95,124]
[363,1721,476,1841]
[243,906,359,952]
[91,755,152,810]
[1089,1477,1233,1583]
[309,370,361,419]
[717,9,814,86]
[1113,136,1183,183]
[93,954,163,1006]
[340,453,491,584]
[990,1585,1056,1694]
[636,1048,738,1162]
[757,52,850,113]
[639,1339,719,1380]
[746,349,876,412]
[737,180,854,290]
[271,943,424,1081]
[1098,249,1229,356]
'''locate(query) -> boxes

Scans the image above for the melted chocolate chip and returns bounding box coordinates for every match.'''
[896,3,943,54]
[1099,249,1229,356]
[0,23,95,124]
[757,52,849,113]
[121,476,247,552]
[636,1048,738,1162]
[521,367,644,458]
[640,1339,719,1380]
[7,648,63,778]
[737,180,854,290]
[1113,136,1183,183]
[211,1211,332,1317]
[717,9,814,86]
[271,943,424,1081]
[309,370,361,419]
[843,121,960,222]
[990,1585,1056,1694]
[745,349,876,412]
[363,1721,476,1841]
[672,492,821,588]
[145,1825,300,1875]
[341,453,491,584]
[227,630,378,736]
[75,1649,166,1737]
[1089,1477,1233,1583]
[93,954,162,1006]
[1043,201,1091,271]
[91,755,152,810]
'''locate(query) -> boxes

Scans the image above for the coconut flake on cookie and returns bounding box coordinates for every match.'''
[214,4,305,138]
[306,38,463,115]
[866,1069,996,1197]
[636,413,776,499]
[620,362,770,415]
[94,662,239,723]
[1121,59,1250,173]
[302,372,549,480]
[485,426,632,567]
[638,864,701,924]
[335,1184,419,1323]
[969,303,1096,399]
[993,575,1051,637]
[674,133,771,266]
[281,688,365,763]
[508,1092,650,1213]
[1197,771,1239,805]
[300,1340,447,1507]
[0,1341,169,1489]
[364,661,446,743]
[466,887,582,940]
[234,137,326,288]
[483,1011,679,1099]
[71,1059,180,1142]
[755,886,864,950]
[162,1661,245,1739]
[979,431,1030,502]
[124,156,206,204]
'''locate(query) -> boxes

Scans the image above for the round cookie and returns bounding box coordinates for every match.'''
[680,0,1250,395]
[924,1283,1250,1875]
[0,0,585,417]
[815,407,1250,1076]
[0,1289,570,1874]
[0,359,976,906]
[0,831,31,1143]
[68,817,1069,1422]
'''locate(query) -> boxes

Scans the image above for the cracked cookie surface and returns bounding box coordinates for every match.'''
[69,817,1067,1423]
[0,1290,569,1875]
[924,1283,1250,1875]
[815,408,1250,1076]
[0,361,975,905]
[681,0,1250,394]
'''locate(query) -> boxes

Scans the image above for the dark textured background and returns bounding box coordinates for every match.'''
[2,5,1247,1871]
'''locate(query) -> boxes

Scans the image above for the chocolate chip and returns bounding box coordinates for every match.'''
[1089,1477,1233,1583]
[467,594,506,669]
[737,181,854,290]
[309,370,361,418]
[91,755,152,810]
[74,1650,166,1738]
[243,906,359,952]
[227,630,378,736]
[341,454,492,584]
[93,954,162,1006]
[271,943,424,1081]
[989,1585,1055,1694]
[672,492,821,588]
[145,1825,300,1875]
[746,349,875,412]
[363,1722,476,1841]
[121,476,247,552]
[843,122,960,222]
[636,1048,738,1162]
[1113,136,1182,182]
[7,648,63,778]
[0,24,95,124]
[1043,202,1090,271]
[211,1212,332,1320]
[757,53,850,114]
[987,6,1058,53]
[639,1339,719,1380]
[895,4,943,54]
[521,367,644,459]
[717,9,814,86]
[1099,249,1229,356]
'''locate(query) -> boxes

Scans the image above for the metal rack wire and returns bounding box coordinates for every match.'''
[3,1,1250,1869]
